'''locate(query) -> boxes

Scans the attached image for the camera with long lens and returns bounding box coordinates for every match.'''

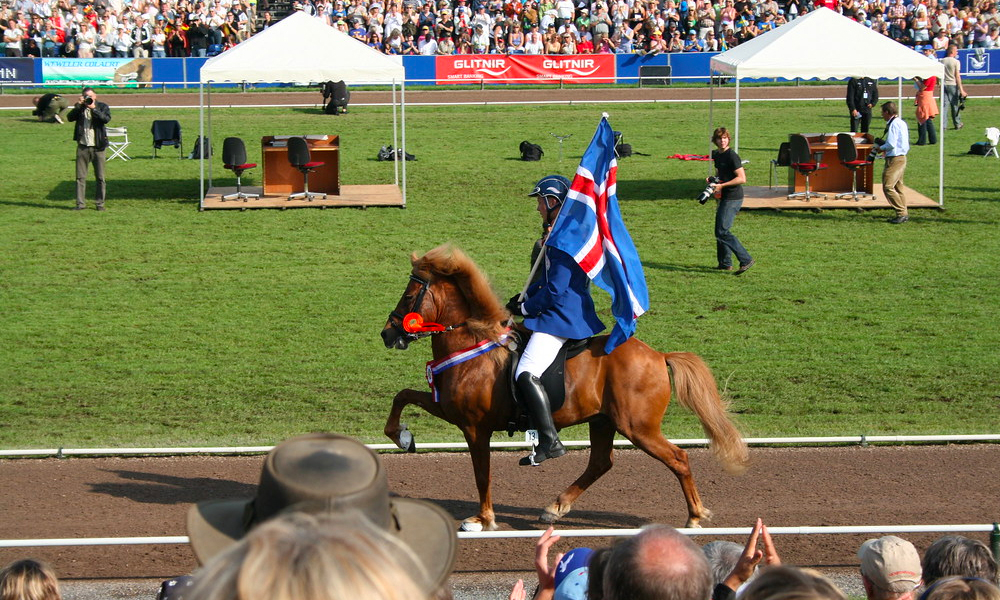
[697,176,721,204]
[866,137,884,162]
[84,97,94,106]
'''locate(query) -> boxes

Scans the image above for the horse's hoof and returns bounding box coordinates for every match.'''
[539,509,560,524]
[460,520,484,533]
[396,424,415,453]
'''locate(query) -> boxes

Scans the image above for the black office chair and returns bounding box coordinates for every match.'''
[221,137,259,202]
[769,141,791,190]
[787,134,828,201]
[287,137,326,201]
[151,120,183,158]
[834,133,873,201]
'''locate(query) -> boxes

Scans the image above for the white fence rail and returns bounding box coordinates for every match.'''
[2,434,999,458]
[2,524,998,549]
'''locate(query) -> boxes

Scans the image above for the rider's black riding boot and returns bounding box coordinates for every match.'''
[516,372,566,466]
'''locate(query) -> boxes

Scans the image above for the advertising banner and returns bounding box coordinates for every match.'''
[0,58,35,83]
[435,54,615,84]
[42,58,154,86]
[965,49,990,76]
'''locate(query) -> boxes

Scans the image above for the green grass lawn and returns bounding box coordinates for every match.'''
[1,97,998,449]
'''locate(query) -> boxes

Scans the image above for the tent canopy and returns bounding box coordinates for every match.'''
[199,11,404,84]
[710,8,944,80]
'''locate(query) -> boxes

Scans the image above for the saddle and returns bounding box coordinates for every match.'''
[505,329,591,436]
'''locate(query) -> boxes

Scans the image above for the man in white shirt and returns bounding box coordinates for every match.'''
[556,0,575,27]
[874,101,911,224]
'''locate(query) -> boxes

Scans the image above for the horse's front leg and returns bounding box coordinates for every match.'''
[541,416,616,524]
[384,389,445,450]
[458,427,498,532]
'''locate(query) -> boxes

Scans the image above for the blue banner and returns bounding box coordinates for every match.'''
[0,58,35,83]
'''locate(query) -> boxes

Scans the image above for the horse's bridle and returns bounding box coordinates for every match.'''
[386,274,464,343]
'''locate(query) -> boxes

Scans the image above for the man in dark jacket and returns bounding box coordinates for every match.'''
[847,76,879,133]
[67,87,111,211]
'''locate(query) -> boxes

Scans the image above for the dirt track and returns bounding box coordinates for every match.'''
[2,444,998,580]
[2,83,999,110]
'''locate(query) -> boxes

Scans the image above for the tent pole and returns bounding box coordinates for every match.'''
[896,76,902,109]
[392,80,399,189]
[709,72,715,177]
[207,84,213,189]
[938,83,944,206]
[199,82,204,209]
[734,77,741,153]
[399,75,406,208]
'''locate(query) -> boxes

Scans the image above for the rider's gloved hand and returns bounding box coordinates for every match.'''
[505,294,523,316]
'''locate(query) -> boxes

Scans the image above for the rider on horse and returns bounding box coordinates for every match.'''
[506,175,606,466]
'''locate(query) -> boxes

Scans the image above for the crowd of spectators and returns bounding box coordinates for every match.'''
[1,0,999,58]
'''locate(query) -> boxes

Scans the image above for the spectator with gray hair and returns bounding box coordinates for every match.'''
[602,523,713,600]
[858,536,923,600]
[922,536,999,586]
[704,541,747,588]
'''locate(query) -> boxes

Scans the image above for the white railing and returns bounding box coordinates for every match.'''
[2,434,998,458]
[1,523,997,548]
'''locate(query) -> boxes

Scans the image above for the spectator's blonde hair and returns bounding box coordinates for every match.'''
[922,578,1000,600]
[740,565,848,600]
[0,559,61,600]
[186,511,429,600]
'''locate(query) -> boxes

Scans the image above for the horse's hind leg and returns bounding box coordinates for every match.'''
[384,389,445,450]
[627,429,711,528]
[540,417,616,524]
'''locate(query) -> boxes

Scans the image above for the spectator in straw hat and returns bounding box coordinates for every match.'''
[186,512,431,600]
[858,536,924,600]
[186,433,457,598]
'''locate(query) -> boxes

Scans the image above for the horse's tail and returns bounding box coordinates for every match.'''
[664,352,749,475]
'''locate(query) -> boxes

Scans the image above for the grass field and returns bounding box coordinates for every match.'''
[1,96,999,449]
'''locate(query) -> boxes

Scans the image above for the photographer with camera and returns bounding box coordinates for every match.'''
[942,44,967,131]
[67,87,111,211]
[873,101,910,224]
[707,127,754,275]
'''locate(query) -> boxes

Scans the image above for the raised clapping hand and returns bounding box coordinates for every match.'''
[507,526,565,600]
[722,517,781,592]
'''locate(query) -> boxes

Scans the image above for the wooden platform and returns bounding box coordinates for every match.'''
[200,184,404,210]
[741,184,942,211]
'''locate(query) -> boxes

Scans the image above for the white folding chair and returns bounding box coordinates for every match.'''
[106,126,131,161]
[985,127,999,159]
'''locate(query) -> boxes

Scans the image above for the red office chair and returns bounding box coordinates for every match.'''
[787,134,828,201]
[287,136,326,201]
[221,137,259,201]
[834,133,874,201]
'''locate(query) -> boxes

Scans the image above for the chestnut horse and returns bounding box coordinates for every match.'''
[381,245,749,532]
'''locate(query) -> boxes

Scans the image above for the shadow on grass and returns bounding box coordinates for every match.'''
[91,469,255,505]
[620,178,702,201]
[41,179,208,205]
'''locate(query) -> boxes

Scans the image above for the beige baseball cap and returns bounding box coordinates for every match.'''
[858,536,923,593]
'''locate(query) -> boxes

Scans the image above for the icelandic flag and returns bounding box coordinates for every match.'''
[545,116,650,354]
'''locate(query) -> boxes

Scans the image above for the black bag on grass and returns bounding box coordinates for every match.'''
[188,136,212,159]
[520,141,543,161]
[968,142,990,155]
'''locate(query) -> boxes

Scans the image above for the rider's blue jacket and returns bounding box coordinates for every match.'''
[522,247,605,340]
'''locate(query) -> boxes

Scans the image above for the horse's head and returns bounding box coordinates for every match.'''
[381,246,510,350]
[381,264,436,350]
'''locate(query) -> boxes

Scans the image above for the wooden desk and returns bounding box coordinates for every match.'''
[788,133,874,194]
[262,135,340,196]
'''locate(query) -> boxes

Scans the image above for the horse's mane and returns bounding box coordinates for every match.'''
[411,244,509,343]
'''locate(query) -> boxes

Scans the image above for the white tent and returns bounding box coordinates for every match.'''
[709,7,946,204]
[197,11,408,208]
